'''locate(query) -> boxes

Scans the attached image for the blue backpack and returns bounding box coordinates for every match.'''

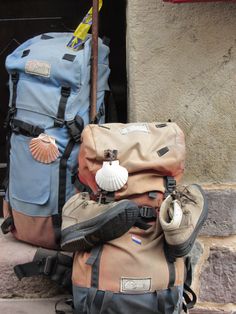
[1,32,110,249]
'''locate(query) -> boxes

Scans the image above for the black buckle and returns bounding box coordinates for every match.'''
[54,118,65,128]
[4,107,17,128]
[165,176,176,198]
[96,190,115,204]
[43,256,55,275]
[61,86,71,98]
[11,72,19,83]
[26,124,41,137]
[11,120,43,137]
[139,206,156,219]
[66,116,84,143]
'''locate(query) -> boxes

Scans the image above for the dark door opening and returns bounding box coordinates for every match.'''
[0,0,127,215]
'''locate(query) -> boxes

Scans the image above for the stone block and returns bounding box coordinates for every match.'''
[190,309,236,314]
[0,298,71,314]
[199,247,236,303]
[0,230,64,298]
[200,189,236,237]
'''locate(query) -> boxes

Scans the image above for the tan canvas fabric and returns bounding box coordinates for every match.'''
[72,221,185,293]
[3,201,57,249]
[12,209,57,249]
[78,122,185,197]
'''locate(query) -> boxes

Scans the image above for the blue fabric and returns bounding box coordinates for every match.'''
[5,32,110,217]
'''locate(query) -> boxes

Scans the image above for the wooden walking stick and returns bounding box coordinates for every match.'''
[90,0,99,122]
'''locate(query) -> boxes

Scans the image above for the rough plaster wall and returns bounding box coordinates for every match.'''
[127,1,236,183]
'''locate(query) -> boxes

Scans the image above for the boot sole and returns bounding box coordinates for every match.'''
[165,184,208,258]
[60,200,139,252]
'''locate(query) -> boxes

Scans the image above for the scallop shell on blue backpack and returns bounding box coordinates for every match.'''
[29,133,59,164]
[95,160,128,192]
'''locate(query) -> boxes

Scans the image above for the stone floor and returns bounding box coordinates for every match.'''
[0,298,73,314]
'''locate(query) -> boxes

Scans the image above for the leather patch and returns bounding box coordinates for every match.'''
[120,124,149,135]
[157,146,169,157]
[62,54,76,62]
[25,60,51,77]
[21,49,30,58]
[120,277,151,293]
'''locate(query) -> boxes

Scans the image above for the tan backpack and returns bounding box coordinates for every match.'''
[69,122,195,313]
[77,122,185,205]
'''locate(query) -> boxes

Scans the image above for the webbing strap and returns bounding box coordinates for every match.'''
[156,287,179,314]
[58,139,75,212]
[11,119,44,137]
[166,260,176,288]
[53,139,75,243]
[11,72,19,111]
[183,284,197,312]
[0,216,14,234]
[86,245,103,288]
[4,72,19,128]
[85,289,113,314]
[182,257,197,311]
[54,86,71,127]
[14,248,73,291]
[2,73,19,213]
[164,241,176,287]
[134,218,152,230]
[90,105,105,124]
[73,175,92,193]
[98,291,114,314]
[14,260,48,279]
[86,288,98,313]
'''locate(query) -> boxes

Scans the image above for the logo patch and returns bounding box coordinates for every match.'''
[120,124,149,135]
[120,277,151,293]
[25,60,51,77]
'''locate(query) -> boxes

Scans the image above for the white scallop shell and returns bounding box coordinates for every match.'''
[29,133,59,164]
[95,160,128,192]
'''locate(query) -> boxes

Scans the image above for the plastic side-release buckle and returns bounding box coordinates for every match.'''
[43,256,55,276]
[164,176,176,198]
[54,118,65,128]
[66,115,84,143]
[139,206,157,219]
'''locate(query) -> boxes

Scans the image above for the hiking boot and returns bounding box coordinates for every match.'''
[159,184,208,258]
[61,192,140,252]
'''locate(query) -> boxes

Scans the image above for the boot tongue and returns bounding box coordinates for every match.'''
[167,200,183,228]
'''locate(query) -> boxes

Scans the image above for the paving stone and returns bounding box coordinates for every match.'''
[200,189,236,237]
[190,309,236,314]
[199,247,236,304]
[0,298,72,314]
[0,229,64,298]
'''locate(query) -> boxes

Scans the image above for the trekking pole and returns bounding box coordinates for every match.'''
[90,0,99,122]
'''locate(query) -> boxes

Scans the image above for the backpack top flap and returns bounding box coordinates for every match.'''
[5,33,110,122]
[78,122,185,194]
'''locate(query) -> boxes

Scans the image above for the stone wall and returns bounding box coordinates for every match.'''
[127,1,236,312]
